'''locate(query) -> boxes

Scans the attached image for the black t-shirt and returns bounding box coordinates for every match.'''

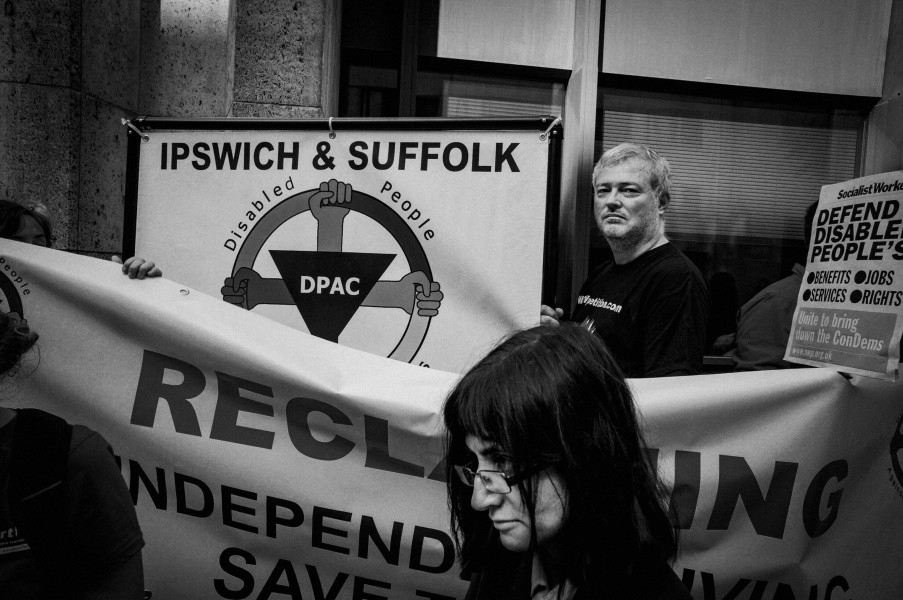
[572,243,709,377]
[0,414,144,599]
[464,539,693,600]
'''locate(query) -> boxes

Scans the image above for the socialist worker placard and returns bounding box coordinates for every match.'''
[786,171,903,379]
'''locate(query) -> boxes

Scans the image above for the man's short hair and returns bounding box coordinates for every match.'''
[593,143,672,207]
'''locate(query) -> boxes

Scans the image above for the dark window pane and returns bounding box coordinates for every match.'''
[340,0,404,117]
[341,0,404,53]
[415,71,564,118]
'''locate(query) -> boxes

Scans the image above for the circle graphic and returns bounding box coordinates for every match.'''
[0,272,24,318]
[226,185,438,363]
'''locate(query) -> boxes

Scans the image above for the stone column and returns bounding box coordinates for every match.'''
[232,0,338,118]
[138,0,237,117]
[0,0,140,256]
[2,0,336,258]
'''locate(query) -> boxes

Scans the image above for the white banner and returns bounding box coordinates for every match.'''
[2,241,903,599]
[133,124,553,373]
[787,171,903,379]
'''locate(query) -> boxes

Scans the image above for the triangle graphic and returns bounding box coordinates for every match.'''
[270,250,395,342]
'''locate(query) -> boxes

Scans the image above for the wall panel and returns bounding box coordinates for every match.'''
[602,0,892,97]
[437,0,575,69]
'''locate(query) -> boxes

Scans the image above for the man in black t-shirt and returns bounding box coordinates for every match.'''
[542,143,708,377]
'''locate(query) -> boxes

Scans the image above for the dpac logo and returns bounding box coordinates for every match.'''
[221,179,443,362]
[0,256,28,318]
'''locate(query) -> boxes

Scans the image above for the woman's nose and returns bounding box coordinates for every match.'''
[470,477,502,511]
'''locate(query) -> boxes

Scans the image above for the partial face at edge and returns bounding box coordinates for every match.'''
[464,434,567,552]
[10,214,48,247]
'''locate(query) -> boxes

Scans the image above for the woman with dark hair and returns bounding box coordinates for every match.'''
[443,323,691,599]
[0,200,54,247]
[0,199,161,279]
[0,313,145,598]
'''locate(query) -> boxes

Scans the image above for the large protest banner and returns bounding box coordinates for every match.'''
[127,117,561,374]
[2,241,903,599]
[1,242,462,598]
[786,171,903,379]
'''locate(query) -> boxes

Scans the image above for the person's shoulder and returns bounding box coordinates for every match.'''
[462,544,531,599]
[630,557,693,600]
[581,555,691,600]
[587,256,616,277]
[639,244,705,286]
[767,269,805,297]
[740,269,804,313]
[580,257,617,288]
[638,243,691,268]
[67,424,117,471]
[70,424,110,451]
[663,243,703,275]
[738,286,777,319]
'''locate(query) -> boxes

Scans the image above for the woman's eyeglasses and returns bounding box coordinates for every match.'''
[453,464,545,494]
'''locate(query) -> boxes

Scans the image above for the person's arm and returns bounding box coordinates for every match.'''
[67,429,146,599]
[362,271,443,316]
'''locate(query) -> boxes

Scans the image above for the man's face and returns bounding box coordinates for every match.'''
[593,157,665,248]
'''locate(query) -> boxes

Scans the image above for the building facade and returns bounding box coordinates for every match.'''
[2,0,901,329]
